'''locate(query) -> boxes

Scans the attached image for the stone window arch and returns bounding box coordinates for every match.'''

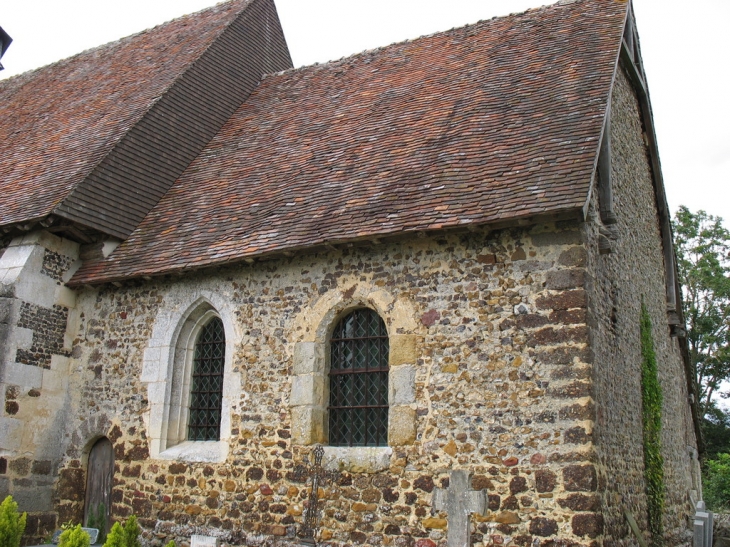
[143,293,240,462]
[290,286,419,471]
[328,308,389,447]
[173,311,225,444]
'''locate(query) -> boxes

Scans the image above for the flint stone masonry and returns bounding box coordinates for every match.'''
[585,68,697,546]
[16,302,70,368]
[8,64,698,547]
[50,219,605,547]
[41,250,75,284]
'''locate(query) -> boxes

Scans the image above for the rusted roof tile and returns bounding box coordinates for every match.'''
[71,0,628,284]
[0,0,252,227]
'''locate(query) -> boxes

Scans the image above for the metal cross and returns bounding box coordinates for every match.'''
[292,445,340,546]
[433,470,487,547]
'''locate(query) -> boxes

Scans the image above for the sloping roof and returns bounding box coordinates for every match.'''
[0,0,292,238]
[72,0,629,285]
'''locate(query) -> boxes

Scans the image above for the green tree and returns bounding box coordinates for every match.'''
[103,523,125,547]
[702,403,730,460]
[703,452,730,511]
[673,206,730,415]
[103,516,140,547]
[0,496,26,547]
[86,503,107,544]
[121,516,140,547]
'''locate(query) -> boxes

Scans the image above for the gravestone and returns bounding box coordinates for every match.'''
[432,470,487,547]
[51,528,99,545]
[191,535,219,547]
[694,501,713,547]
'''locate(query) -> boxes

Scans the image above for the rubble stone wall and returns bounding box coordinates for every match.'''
[584,67,697,547]
[52,219,600,547]
[6,67,697,547]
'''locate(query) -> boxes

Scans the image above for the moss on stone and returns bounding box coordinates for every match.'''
[640,302,664,546]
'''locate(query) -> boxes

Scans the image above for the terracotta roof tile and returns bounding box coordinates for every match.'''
[0,0,252,227]
[73,0,628,284]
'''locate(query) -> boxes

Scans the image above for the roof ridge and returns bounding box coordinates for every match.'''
[264,0,564,79]
[0,0,250,86]
[0,0,277,233]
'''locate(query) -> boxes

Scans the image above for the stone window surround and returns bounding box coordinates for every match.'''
[142,292,240,463]
[290,286,419,472]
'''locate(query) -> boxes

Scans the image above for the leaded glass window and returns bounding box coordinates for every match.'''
[328,309,389,446]
[187,317,224,441]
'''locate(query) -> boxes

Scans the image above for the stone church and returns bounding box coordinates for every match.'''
[0,0,703,545]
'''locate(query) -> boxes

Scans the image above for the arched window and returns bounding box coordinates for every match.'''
[144,294,240,462]
[187,317,225,441]
[328,308,389,446]
[159,304,227,451]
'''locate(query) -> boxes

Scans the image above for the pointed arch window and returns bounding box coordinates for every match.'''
[328,308,389,447]
[187,316,225,441]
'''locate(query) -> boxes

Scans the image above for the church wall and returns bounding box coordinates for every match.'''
[584,67,697,547]
[53,221,597,547]
[0,231,81,543]
[0,238,9,260]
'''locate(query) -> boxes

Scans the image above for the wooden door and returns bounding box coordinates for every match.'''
[84,437,114,535]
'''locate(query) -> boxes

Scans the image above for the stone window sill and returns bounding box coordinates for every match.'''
[320,446,392,473]
[157,440,228,463]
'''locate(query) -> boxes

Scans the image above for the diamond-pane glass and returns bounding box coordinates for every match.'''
[188,317,225,441]
[329,309,388,446]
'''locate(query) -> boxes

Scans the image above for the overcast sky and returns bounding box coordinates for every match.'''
[1,0,728,224]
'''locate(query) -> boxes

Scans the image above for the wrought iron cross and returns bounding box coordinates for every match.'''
[293,445,340,546]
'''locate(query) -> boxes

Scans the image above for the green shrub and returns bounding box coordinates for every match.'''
[86,503,107,544]
[0,496,26,547]
[640,303,665,547]
[103,523,124,547]
[122,516,140,547]
[103,516,140,547]
[58,525,90,547]
[703,453,730,511]
[164,541,176,547]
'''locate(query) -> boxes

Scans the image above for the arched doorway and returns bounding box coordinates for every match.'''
[84,437,113,536]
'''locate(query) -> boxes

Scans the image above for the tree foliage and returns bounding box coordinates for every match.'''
[703,452,730,511]
[673,206,730,415]
[702,403,730,460]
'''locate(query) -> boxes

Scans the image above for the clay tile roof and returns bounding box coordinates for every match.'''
[73,0,628,285]
[0,0,252,228]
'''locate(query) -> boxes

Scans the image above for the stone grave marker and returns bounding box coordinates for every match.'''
[191,535,219,547]
[432,469,487,547]
[694,501,713,547]
[52,528,99,545]
[293,445,340,545]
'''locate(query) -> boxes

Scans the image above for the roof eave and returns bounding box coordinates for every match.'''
[68,206,586,288]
